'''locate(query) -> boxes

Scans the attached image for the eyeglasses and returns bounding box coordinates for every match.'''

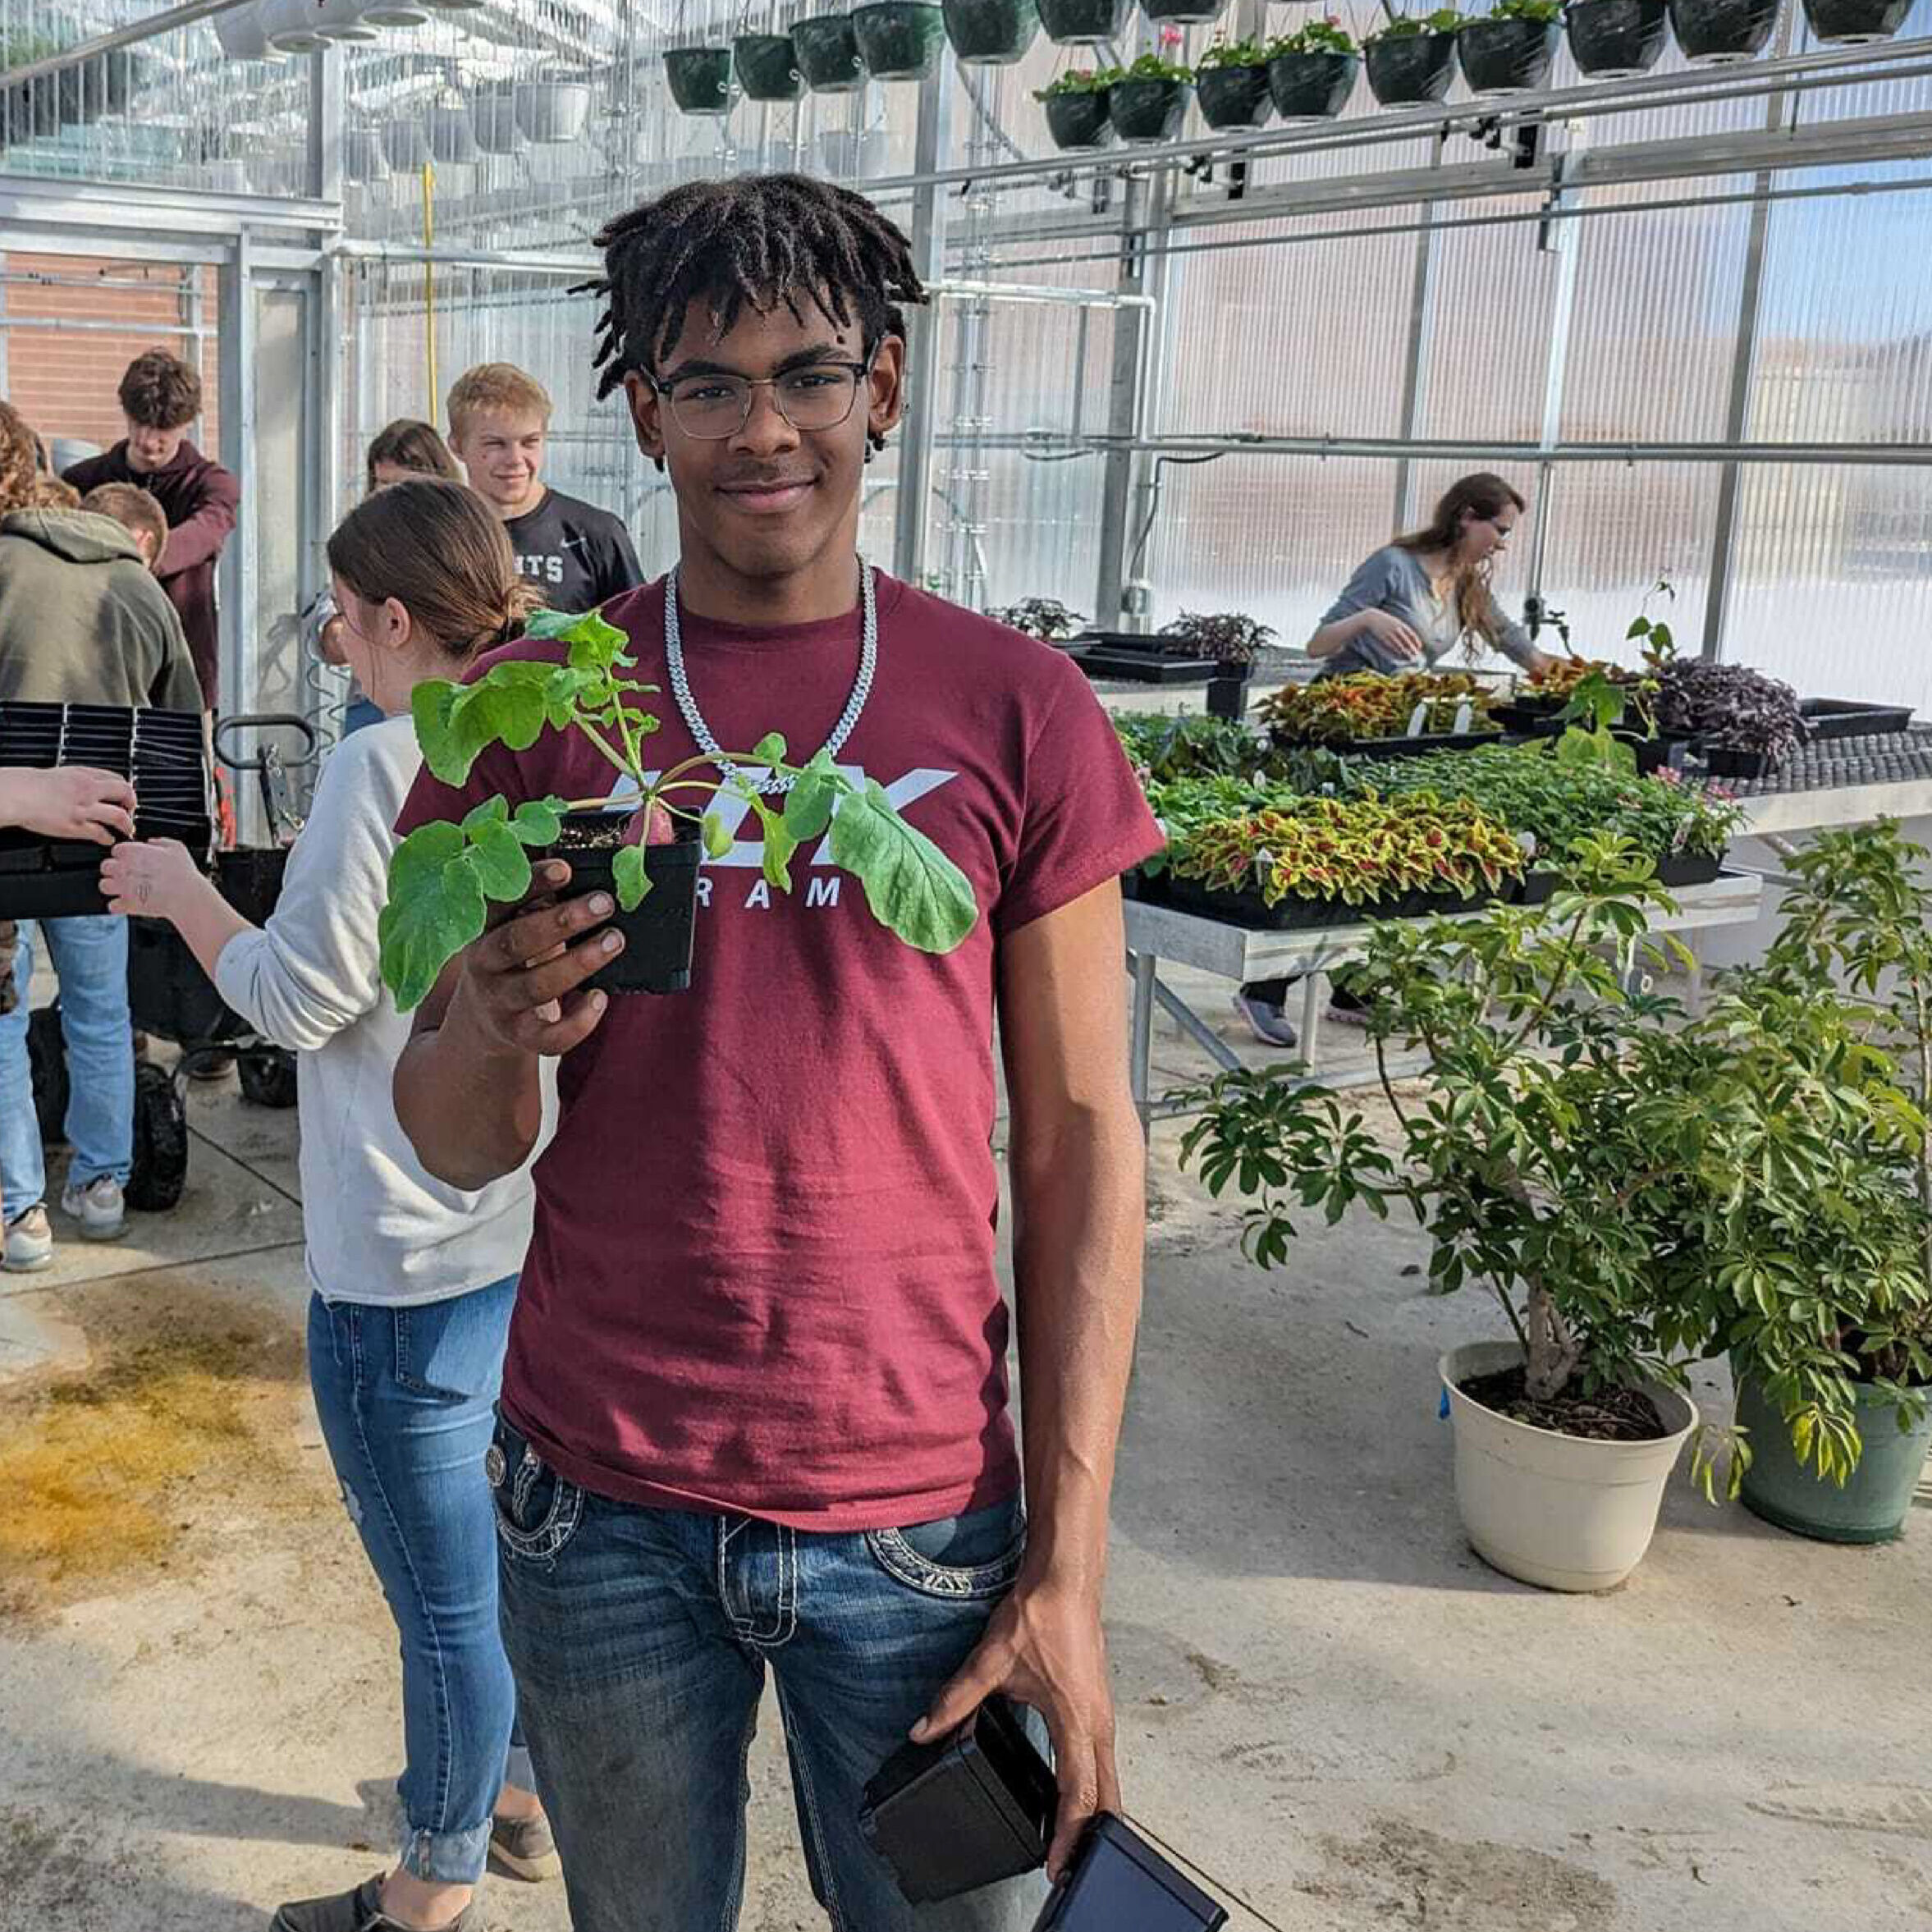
[652,346,879,442]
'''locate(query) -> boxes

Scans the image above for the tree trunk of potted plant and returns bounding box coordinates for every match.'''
[854,0,949,76]
[514,77,593,142]
[1457,16,1561,92]
[1365,32,1459,104]
[1444,1340,1697,1591]
[1565,0,1669,73]
[1043,89,1114,149]
[544,815,703,996]
[1109,76,1191,141]
[1801,0,1911,39]
[1141,0,1226,21]
[1196,63,1272,130]
[791,12,870,89]
[941,0,1042,62]
[1266,50,1359,119]
[1037,0,1131,41]
[1667,0,1783,62]
[666,45,735,113]
[735,31,805,98]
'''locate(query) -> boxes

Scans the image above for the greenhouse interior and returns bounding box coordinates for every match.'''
[1,0,1930,1927]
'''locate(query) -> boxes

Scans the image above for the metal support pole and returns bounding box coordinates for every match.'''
[891,57,954,585]
[1526,135,1585,611]
[217,231,257,757]
[309,47,342,207]
[1390,132,1445,533]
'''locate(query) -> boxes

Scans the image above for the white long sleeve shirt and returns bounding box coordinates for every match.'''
[215,714,552,1306]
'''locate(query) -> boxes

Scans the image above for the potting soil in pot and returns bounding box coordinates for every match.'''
[1458,1365,1671,1442]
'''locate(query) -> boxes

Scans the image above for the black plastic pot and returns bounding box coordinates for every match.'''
[1667,0,1781,62]
[1195,62,1272,130]
[1140,0,1226,21]
[854,0,948,76]
[1109,76,1190,142]
[547,814,702,996]
[941,0,1042,62]
[665,46,733,113]
[1043,89,1115,149]
[1206,663,1254,722]
[1701,741,1782,779]
[735,31,805,98]
[1365,31,1459,104]
[1457,16,1560,93]
[1037,0,1130,41]
[791,13,868,90]
[1802,0,1909,39]
[1266,49,1359,119]
[1564,0,1669,74]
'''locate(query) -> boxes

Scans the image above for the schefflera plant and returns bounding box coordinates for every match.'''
[378,604,978,1010]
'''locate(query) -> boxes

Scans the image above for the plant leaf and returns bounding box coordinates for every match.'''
[762,817,797,893]
[827,779,977,953]
[468,818,534,902]
[412,662,570,785]
[612,841,651,912]
[702,812,733,860]
[752,730,788,769]
[510,796,565,845]
[783,746,842,843]
[379,822,487,1013]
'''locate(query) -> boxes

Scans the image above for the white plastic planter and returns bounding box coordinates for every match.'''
[471,87,521,153]
[362,0,433,23]
[260,0,329,54]
[428,103,478,164]
[214,3,284,60]
[314,0,381,42]
[1440,1340,1695,1592]
[515,78,592,143]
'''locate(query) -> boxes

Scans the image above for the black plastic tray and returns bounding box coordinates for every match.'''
[1799,698,1914,740]
[1518,851,1724,906]
[1136,865,1504,931]
[1068,647,1216,684]
[1303,729,1506,762]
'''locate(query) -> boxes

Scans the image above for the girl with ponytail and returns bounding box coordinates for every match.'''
[102,478,562,1932]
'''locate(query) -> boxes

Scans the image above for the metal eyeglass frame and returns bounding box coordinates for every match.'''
[649,341,883,442]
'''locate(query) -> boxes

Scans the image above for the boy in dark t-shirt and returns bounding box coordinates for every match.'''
[445,361,643,613]
[379,176,1161,1932]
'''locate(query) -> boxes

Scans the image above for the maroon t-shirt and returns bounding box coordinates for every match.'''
[396,574,1163,1530]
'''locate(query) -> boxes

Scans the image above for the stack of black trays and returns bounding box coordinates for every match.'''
[0,703,214,918]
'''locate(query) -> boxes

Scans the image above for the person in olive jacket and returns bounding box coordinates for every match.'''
[63,347,238,712]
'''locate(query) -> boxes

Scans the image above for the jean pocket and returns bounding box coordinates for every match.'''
[486,1414,585,1565]
[390,1285,513,1404]
[864,1495,1028,1602]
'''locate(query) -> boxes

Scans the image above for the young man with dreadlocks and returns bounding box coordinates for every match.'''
[390,173,1161,1932]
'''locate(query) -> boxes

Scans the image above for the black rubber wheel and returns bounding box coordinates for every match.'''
[28,1003,68,1146]
[237,1046,298,1109]
[126,1060,188,1211]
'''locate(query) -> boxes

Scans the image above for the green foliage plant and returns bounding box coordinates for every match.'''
[1365,8,1466,41]
[1034,67,1115,97]
[1267,18,1359,53]
[989,595,1086,636]
[1117,51,1193,81]
[1198,36,1270,67]
[1490,0,1563,21]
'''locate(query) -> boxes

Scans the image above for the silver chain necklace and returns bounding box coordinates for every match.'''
[663,558,877,797]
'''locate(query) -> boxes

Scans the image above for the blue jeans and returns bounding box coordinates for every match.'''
[0,917,131,1216]
[491,1412,1049,1932]
[308,1279,533,1885]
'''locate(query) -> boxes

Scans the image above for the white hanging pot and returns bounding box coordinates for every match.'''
[422,0,488,11]
[314,0,381,42]
[382,120,431,171]
[260,0,330,53]
[427,102,478,163]
[362,0,432,24]
[471,86,522,153]
[342,126,389,180]
[514,76,592,142]
[213,2,283,60]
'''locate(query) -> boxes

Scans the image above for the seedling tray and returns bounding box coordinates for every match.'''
[1136,866,1502,931]
[1798,698,1914,741]
[1067,632,1215,684]
[1320,729,1506,762]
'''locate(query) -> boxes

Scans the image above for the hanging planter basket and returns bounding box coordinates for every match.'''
[428,103,479,165]
[1364,30,1458,104]
[941,0,1042,64]
[1564,0,1669,75]
[1195,62,1271,130]
[735,30,805,97]
[1266,49,1358,120]
[854,1,948,77]
[343,127,390,181]
[1037,0,1132,41]
[382,121,431,172]
[666,45,735,112]
[1109,76,1189,141]
[1140,0,1226,22]
[1457,16,1560,94]
[1667,0,1781,62]
[471,86,522,153]
[791,13,869,89]
[1800,0,1909,39]
[514,77,593,142]
[1042,88,1114,148]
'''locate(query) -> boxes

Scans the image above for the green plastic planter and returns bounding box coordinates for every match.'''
[1564,0,1669,75]
[941,0,1042,62]
[1037,0,1131,41]
[1802,0,1910,39]
[1457,16,1560,93]
[1266,49,1358,119]
[1365,30,1458,103]
[791,13,868,90]
[1140,0,1226,22]
[735,31,805,98]
[854,0,947,76]
[1043,88,1114,148]
[1668,0,1781,62]
[1735,1370,1932,1544]
[1195,62,1271,129]
[666,46,733,112]
[1109,76,1190,141]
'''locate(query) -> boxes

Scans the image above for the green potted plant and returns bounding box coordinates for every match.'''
[791,8,870,89]
[377,604,977,1011]
[991,595,1088,639]
[853,0,949,78]
[1457,0,1563,92]
[1564,0,1669,74]
[1038,0,1132,43]
[1801,0,1909,39]
[735,29,806,97]
[1160,610,1275,718]
[941,0,1042,62]
[1259,669,1499,749]
[1363,8,1464,104]
[1180,842,1705,1590]
[666,43,736,112]
[1265,17,1361,120]
[1667,0,1782,62]
[1108,51,1193,141]
[1194,39,1274,130]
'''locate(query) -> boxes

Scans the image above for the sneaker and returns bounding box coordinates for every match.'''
[272,1875,485,1932]
[1326,992,1372,1028]
[59,1174,126,1241]
[1231,990,1298,1049]
[490,1811,562,1882]
[3,1205,53,1272]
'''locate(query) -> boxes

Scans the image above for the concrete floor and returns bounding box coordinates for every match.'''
[2,994,1930,1932]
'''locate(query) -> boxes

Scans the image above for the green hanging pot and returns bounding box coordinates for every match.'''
[1037,0,1132,40]
[1456,16,1559,94]
[853,0,948,76]
[941,0,1042,64]
[1364,30,1458,104]
[1140,0,1226,23]
[735,31,805,98]
[791,12,869,89]
[1194,61,1270,130]
[1667,0,1781,62]
[666,45,734,113]
[1564,0,1669,76]
[1266,50,1358,121]
[1801,0,1911,39]
[1042,87,1114,148]
[1109,76,1189,141]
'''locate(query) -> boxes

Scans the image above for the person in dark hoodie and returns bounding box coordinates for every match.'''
[62,347,238,712]
[0,401,202,1271]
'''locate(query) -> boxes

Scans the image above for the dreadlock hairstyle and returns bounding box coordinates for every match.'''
[583,173,927,456]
